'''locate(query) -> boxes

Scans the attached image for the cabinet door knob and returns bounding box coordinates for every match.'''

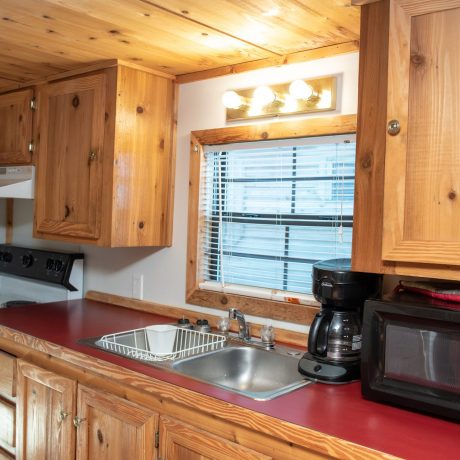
[59,410,69,422]
[73,416,86,428]
[387,119,401,136]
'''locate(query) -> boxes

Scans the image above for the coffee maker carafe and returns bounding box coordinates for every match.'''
[298,259,381,383]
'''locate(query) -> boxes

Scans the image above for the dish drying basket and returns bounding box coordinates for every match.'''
[96,325,226,362]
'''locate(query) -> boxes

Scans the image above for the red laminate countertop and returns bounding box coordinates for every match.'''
[0,299,459,459]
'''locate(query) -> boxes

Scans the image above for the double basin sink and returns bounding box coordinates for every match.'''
[80,325,312,400]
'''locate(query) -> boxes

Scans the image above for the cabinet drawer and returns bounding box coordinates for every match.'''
[0,352,16,398]
[0,398,15,450]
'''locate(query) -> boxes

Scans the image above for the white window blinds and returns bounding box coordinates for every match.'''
[198,134,356,301]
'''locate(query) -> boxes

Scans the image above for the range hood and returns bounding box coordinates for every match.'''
[0,166,35,199]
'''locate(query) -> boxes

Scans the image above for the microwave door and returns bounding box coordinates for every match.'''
[385,325,460,394]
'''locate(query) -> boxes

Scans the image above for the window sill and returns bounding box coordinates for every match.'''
[186,287,320,325]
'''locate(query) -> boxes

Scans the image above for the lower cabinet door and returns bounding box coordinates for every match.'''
[159,416,272,460]
[16,360,76,460]
[75,385,158,460]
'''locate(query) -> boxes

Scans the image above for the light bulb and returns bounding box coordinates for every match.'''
[252,86,276,106]
[222,90,243,109]
[289,80,314,100]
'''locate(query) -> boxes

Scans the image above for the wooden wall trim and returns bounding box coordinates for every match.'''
[5,199,13,244]
[187,115,356,325]
[0,329,397,460]
[192,114,357,145]
[176,41,359,84]
[85,290,308,347]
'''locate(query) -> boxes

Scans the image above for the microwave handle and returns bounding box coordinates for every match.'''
[308,312,329,356]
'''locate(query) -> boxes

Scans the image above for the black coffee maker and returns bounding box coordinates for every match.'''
[298,259,381,383]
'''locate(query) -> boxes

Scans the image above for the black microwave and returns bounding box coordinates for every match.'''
[361,296,460,421]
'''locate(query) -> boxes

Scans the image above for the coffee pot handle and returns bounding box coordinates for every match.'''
[308,312,330,356]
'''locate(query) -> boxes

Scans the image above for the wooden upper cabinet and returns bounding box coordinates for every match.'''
[34,73,106,240]
[382,0,460,266]
[352,0,460,279]
[34,62,176,247]
[0,88,34,165]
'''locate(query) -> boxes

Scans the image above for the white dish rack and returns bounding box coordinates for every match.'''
[96,325,226,362]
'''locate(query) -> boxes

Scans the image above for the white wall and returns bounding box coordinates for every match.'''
[3,52,359,334]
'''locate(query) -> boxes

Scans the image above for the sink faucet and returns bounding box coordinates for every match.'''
[228,308,251,341]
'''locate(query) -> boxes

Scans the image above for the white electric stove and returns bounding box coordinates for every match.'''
[0,245,83,308]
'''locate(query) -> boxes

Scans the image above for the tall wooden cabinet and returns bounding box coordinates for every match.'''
[0,89,34,165]
[352,0,460,280]
[33,62,176,247]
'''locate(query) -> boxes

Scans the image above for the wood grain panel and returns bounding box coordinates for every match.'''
[76,385,157,460]
[176,41,359,84]
[382,1,460,265]
[351,0,396,274]
[0,88,33,165]
[404,9,460,242]
[111,65,176,247]
[159,415,272,460]
[0,351,16,399]
[0,398,15,452]
[34,72,106,240]
[0,1,359,84]
[16,360,76,460]
[151,0,360,55]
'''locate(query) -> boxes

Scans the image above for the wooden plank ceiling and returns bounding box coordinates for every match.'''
[0,0,359,89]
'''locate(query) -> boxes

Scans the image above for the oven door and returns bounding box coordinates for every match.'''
[361,298,460,421]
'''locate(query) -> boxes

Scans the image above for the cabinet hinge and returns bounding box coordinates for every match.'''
[28,141,34,154]
[154,430,160,449]
[30,98,37,111]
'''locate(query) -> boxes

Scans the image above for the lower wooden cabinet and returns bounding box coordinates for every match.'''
[16,360,76,460]
[75,385,157,460]
[158,415,271,460]
[16,361,158,460]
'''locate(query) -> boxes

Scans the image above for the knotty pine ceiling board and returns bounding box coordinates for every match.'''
[151,0,360,54]
[0,0,360,85]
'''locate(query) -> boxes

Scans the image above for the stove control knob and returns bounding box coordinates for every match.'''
[22,254,34,268]
[54,260,63,272]
[3,252,13,263]
[46,258,54,271]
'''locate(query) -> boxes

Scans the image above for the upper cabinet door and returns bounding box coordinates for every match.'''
[382,0,460,265]
[35,73,106,240]
[0,88,33,165]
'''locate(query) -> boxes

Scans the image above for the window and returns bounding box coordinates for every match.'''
[200,135,355,299]
[187,115,357,323]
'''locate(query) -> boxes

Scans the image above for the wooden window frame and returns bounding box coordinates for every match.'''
[186,114,357,325]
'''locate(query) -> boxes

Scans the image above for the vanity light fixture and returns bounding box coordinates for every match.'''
[222,76,336,121]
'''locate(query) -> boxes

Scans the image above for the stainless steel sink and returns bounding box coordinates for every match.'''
[79,329,312,400]
[171,345,312,400]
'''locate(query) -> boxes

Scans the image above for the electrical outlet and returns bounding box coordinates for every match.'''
[132,273,144,300]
